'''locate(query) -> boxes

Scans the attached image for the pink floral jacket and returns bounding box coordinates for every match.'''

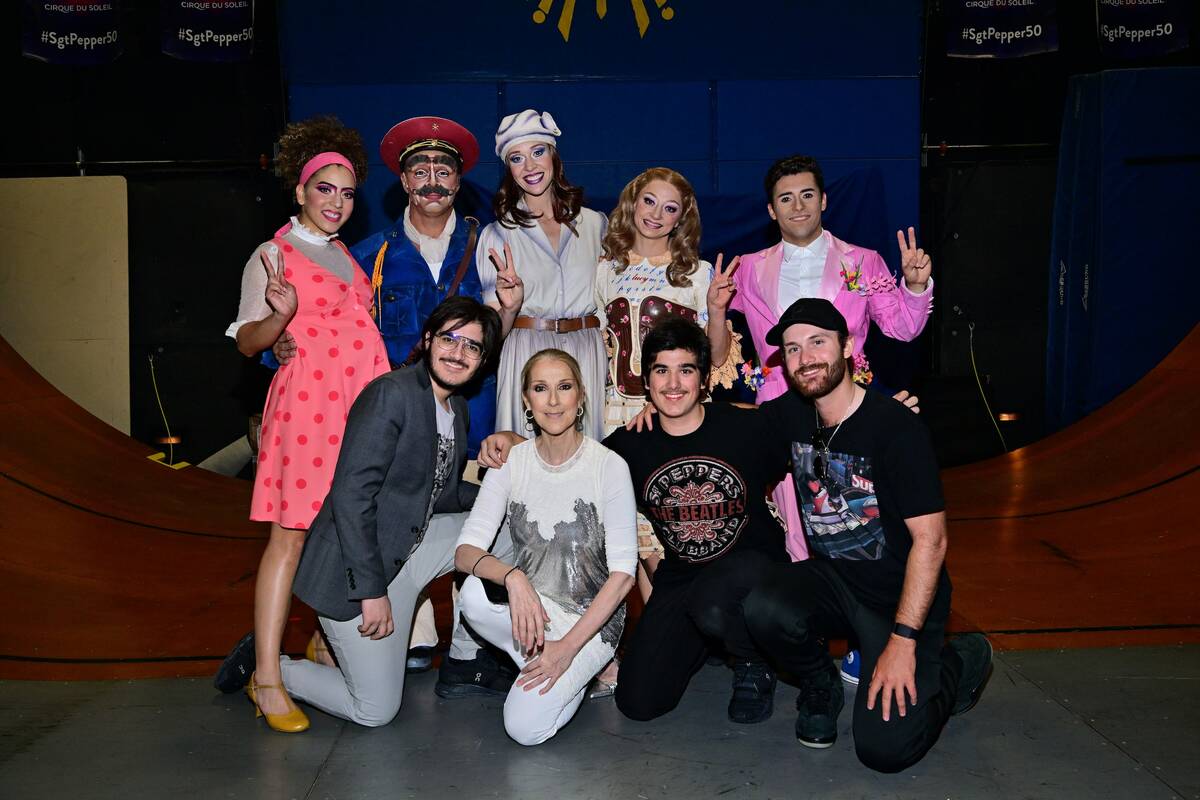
[730,231,933,403]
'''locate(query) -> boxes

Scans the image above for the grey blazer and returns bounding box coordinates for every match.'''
[292,365,479,621]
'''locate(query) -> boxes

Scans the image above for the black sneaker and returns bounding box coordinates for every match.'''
[795,665,844,749]
[434,647,516,698]
[950,634,993,715]
[213,631,256,694]
[728,661,776,724]
[405,646,435,674]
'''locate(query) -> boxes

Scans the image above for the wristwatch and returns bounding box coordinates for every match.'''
[892,622,921,640]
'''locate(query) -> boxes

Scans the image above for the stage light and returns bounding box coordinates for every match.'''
[997,412,1021,422]
[156,435,183,444]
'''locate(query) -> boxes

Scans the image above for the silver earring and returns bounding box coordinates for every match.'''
[524,408,535,432]
[575,407,585,431]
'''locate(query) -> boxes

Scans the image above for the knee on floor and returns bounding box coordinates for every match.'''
[855,740,917,775]
[614,686,671,722]
[503,715,556,747]
[350,696,402,728]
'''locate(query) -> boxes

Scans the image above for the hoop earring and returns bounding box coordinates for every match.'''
[524,408,535,432]
[575,406,585,431]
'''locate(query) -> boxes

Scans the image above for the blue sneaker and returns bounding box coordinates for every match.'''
[839,650,861,686]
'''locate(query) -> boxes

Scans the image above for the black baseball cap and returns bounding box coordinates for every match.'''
[765,298,849,346]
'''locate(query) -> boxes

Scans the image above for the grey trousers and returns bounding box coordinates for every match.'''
[280,512,513,727]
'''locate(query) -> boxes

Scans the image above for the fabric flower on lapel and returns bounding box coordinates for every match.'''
[839,256,865,293]
[840,257,898,297]
[851,352,874,385]
[739,361,771,392]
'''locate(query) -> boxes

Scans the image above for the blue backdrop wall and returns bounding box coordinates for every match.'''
[279,2,923,267]
[1046,67,1200,430]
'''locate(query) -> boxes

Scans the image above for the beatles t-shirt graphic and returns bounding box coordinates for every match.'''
[642,456,748,563]
[792,442,885,560]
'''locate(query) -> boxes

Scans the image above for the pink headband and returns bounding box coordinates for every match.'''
[298,151,356,187]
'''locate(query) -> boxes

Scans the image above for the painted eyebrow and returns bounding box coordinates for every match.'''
[406,155,458,169]
[315,181,355,192]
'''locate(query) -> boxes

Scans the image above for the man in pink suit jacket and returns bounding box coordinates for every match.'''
[709,155,934,561]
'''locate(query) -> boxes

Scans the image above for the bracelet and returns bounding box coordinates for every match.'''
[470,553,496,577]
[502,566,519,585]
[892,622,921,640]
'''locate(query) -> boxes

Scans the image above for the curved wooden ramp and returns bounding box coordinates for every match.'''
[1,326,1197,680]
[942,324,1200,650]
[0,337,286,680]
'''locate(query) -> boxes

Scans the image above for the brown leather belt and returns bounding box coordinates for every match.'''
[512,314,601,334]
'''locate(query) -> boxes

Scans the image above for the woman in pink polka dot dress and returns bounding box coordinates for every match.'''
[224,117,389,732]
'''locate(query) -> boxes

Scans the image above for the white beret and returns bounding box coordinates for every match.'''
[495,109,562,159]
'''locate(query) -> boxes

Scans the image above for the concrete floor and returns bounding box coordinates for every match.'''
[1,646,1197,800]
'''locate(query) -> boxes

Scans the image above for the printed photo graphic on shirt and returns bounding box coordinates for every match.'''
[791,442,884,560]
[642,456,748,562]
[419,433,456,545]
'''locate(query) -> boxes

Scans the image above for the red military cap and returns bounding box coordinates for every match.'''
[379,116,480,177]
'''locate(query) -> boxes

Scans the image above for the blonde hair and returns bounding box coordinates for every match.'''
[602,167,701,287]
[521,349,587,432]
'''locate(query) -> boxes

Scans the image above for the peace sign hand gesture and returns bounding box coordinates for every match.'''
[489,241,525,314]
[897,227,932,292]
[706,253,741,314]
[260,246,298,322]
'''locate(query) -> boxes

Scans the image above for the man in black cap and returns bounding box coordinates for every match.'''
[746,298,992,772]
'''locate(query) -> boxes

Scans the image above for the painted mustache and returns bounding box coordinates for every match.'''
[415,185,452,198]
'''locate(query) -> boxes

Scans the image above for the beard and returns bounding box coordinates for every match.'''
[788,356,847,400]
[425,351,477,392]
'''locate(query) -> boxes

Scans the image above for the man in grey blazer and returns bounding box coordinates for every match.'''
[278,296,514,727]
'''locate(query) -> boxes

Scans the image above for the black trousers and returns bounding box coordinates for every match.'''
[616,549,779,722]
[744,559,963,773]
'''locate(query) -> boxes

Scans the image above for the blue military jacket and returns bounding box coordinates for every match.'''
[349,214,496,457]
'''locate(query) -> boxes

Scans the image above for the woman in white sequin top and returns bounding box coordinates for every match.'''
[454,349,637,746]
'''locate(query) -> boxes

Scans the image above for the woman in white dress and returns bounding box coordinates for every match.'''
[454,349,637,745]
[476,110,608,440]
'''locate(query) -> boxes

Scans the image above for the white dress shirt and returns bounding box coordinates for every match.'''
[777,230,830,312]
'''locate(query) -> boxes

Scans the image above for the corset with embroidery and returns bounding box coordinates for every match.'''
[604,295,699,399]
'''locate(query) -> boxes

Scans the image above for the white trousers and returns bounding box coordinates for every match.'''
[459,575,615,746]
[280,512,511,727]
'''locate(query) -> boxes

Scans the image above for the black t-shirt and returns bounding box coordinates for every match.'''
[761,389,950,616]
[603,402,788,579]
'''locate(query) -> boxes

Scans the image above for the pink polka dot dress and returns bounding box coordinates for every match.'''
[251,237,389,529]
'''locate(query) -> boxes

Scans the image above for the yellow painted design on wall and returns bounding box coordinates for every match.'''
[531,0,676,42]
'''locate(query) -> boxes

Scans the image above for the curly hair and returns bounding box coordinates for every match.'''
[493,146,584,231]
[601,167,701,288]
[276,115,369,188]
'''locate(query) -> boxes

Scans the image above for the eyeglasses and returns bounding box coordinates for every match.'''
[433,331,484,360]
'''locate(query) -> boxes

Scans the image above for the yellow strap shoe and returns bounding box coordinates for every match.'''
[246,673,310,733]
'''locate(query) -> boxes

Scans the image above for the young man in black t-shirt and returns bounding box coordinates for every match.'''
[746,298,992,773]
[604,317,790,725]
